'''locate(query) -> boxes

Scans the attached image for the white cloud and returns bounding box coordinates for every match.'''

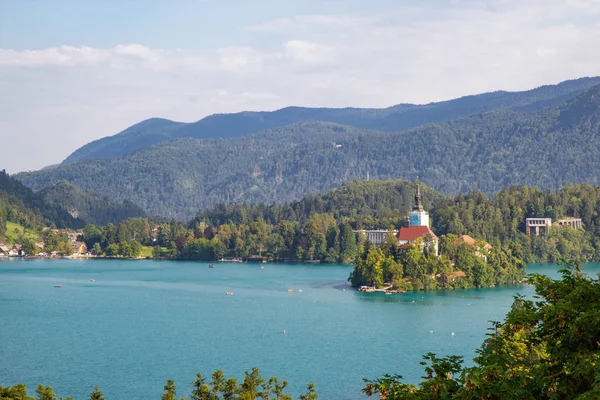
[1,0,600,173]
[283,40,334,64]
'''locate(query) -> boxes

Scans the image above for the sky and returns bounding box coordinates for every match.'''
[1,0,600,173]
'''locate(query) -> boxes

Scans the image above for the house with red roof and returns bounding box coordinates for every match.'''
[397,225,439,256]
[396,184,439,256]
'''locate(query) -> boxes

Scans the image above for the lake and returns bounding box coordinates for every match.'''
[1,259,598,399]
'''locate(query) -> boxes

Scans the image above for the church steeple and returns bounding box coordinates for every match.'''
[413,183,424,212]
[408,182,429,227]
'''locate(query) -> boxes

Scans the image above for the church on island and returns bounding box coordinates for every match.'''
[396,184,439,256]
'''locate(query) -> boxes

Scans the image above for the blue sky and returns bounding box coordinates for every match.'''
[1,0,407,50]
[1,0,600,172]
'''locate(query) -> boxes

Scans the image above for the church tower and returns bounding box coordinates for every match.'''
[408,183,430,227]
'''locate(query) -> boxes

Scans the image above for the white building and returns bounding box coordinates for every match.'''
[355,229,398,246]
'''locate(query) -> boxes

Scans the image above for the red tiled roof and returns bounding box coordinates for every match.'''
[397,226,438,241]
[456,234,492,250]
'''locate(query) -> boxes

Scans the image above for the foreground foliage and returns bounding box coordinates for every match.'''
[0,368,316,400]
[363,259,600,399]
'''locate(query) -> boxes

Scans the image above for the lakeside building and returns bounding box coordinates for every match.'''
[456,234,492,261]
[525,218,552,236]
[555,217,582,229]
[355,229,398,246]
[397,184,439,256]
[526,217,583,236]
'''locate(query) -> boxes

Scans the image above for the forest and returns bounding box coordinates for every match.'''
[0,171,150,244]
[39,181,146,226]
[71,179,600,293]
[14,82,600,220]
[0,170,84,237]
[3,260,598,399]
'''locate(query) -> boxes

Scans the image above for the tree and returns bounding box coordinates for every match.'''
[239,367,264,399]
[190,373,210,400]
[299,383,318,400]
[161,379,177,400]
[22,238,38,255]
[56,241,73,256]
[35,385,56,400]
[105,243,119,257]
[88,386,104,400]
[209,370,226,399]
[82,224,103,250]
[91,242,102,256]
[339,222,358,263]
[0,383,34,400]
[349,247,385,288]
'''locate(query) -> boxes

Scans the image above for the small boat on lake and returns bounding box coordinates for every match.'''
[54,285,63,288]
[287,289,294,293]
[89,279,95,283]
[208,264,214,268]
[225,291,233,295]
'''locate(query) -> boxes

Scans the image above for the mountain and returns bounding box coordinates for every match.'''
[61,77,600,165]
[0,170,85,237]
[40,181,147,226]
[15,83,600,220]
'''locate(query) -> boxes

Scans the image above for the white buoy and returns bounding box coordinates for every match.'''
[282,329,286,334]
[429,330,433,334]
[451,332,455,336]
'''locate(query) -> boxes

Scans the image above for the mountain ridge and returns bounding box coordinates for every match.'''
[61,76,600,165]
[15,81,600,220]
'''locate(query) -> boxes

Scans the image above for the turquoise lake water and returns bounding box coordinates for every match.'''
[1,259,599,399]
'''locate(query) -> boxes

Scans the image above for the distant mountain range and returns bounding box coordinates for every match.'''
[61,77,600,165]
[15,77,600,220]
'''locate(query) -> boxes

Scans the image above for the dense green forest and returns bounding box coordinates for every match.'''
[3,261,598,399]
[62,77,600,164]
[40,181,146,226]
[0,170,84,237]
[0,171,148,243]
[16,82,600,219]
[77,180,600,291]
